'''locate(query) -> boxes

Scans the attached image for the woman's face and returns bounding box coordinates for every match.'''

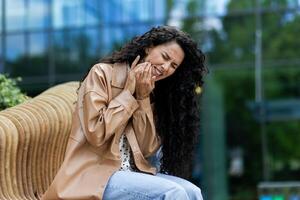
[143,41,185,81]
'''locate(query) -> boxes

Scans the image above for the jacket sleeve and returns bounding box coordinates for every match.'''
[82,65,139,147]
[132,97,161,158]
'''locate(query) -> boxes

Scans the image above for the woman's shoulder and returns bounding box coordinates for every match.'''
[89,62,128,76]
[89,62,114,75]
[85,62,128,86]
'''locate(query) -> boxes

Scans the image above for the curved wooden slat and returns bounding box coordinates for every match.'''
[0,81,78,200]
[0,116,21,199]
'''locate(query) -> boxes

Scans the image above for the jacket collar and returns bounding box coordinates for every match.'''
[111,62,129,89]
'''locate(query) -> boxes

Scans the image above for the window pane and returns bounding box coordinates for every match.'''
[28,0,50,29]
[102,27,113,54]
[121,0,154,23]
[6,33,48,77]
[52,0,85,29]
[128,24,151,38]
[0,1,2,32]
[84,0,102,26]
[6,0,26,32]
[102,0,121,24]
[6,34,25,61]
[53,30,70,73]
[6,34,26,75]
[29,32,46,56]
[85,28,102,61]
[53,30,86,74]
[27,32,48,76]
[154,0,166,22]
[102,27,129,54]
[0,34,3,72]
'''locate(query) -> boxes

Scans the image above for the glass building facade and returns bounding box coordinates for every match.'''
[0,0,170,94]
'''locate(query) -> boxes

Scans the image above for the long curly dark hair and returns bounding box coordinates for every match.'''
[85,26,207,178]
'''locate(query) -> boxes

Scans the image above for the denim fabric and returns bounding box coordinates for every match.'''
[103,171,203,200]
[147,147,162,172]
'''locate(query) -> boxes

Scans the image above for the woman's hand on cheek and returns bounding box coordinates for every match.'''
[124,55,141,94]
[135,62,156,100]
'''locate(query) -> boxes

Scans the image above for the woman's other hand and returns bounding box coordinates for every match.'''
[135,62,156,100]
[124,55,140,94]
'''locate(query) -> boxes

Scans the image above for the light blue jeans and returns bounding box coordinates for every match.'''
[103,171,203,200]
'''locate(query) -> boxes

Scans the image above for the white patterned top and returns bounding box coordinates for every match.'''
[119,134,134,171]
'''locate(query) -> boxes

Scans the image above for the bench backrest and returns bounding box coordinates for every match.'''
[0,82,79,200]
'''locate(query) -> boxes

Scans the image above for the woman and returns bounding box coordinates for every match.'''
[42,26,207,200]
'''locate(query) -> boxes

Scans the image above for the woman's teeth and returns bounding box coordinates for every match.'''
[153,67,162,76]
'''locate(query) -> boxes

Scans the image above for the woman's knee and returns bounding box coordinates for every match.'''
[184,183,203,200]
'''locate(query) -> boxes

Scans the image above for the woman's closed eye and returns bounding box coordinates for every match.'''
[161,52,169,61]
[171,63,177,69]
[162,52,178,69]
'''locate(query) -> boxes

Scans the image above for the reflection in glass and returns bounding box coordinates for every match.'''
[102,27,112,54]
[29,33,46,56]
[6,0,26,31]
[84,0,102,26]
[52,0,85,29]
[27,32,48,76]
[6,34,25,61]
[6,34,25,76]
[85,28,102,61]
[0,35,2,72]
[153,0,166,22]
[53,30,88,74]
[28,0,50,29]
[0,1,2,32]
[102,27,129,54]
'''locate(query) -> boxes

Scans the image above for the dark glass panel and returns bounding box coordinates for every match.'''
[53,30,87,75]
[5,34,26,76]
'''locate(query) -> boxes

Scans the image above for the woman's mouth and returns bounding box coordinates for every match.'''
[152,66,163,77]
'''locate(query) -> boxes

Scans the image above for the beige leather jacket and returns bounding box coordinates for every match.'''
[42,63,161,200]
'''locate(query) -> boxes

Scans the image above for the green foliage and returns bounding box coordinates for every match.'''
[214,66,300,199]
[207,0,300,64]
[0,74,28,110]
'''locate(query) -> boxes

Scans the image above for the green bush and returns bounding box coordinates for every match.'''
[0,74,28,111]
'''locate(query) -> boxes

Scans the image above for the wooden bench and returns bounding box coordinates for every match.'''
[0,82,79,200]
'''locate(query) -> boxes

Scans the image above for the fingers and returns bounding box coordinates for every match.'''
[135,62,150,80]
[131,55,140,70]
[141,63,151,82]
[148,67,155,89]
[143,63,151,79]
[146,63,152,80]
[134,63,155,99]
[150,68,156,88]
